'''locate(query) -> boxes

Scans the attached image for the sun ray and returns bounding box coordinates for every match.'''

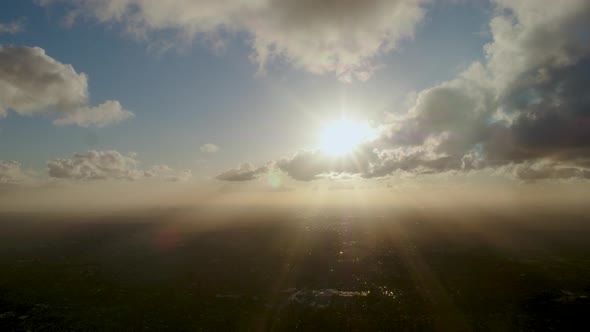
[319,119,376,156]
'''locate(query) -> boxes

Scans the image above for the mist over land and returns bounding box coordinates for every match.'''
[2,190,590,330]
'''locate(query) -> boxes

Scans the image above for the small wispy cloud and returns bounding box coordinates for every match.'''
[200,143,220,153]
[0,18,25,35]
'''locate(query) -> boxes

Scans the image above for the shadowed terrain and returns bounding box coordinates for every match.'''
[1,206,590,331]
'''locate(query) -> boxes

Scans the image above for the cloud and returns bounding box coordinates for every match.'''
[145,165,193,182]
[0,45,132,127]
[223,0,590,182]
[47,150,191,181]
[32,0,589,182]
[217,149,374,182]
[512,160,590,182]
[53,100,134,127]
[274,143,461,181]
[48,150,143,181]
[38,0,429,81]
[0,161,27,184]
[200,143,220,153]
[357,0,590,180]
[276,150,332,181]
[215,163,269,181]
[486,0,590,97]
[276,149,374,181]
[169,169,193,182]
[0,45,88,116]
[0,19,25,35]
[382,63,493,153]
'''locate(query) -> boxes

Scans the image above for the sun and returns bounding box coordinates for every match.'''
[319,119,376,156]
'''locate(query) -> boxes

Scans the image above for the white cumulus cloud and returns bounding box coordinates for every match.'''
[38,0,430,81]
[0,45,133,127]
[0,161,28,184]
[47,150,144,181]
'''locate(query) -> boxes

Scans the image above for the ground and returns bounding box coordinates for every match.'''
[1,206,589,331]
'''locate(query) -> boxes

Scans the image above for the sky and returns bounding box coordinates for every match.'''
[1,0,590,210]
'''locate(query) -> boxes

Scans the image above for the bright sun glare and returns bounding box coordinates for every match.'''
[319,119,376,156]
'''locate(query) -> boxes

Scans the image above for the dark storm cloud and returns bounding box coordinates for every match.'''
[494,60,590,161]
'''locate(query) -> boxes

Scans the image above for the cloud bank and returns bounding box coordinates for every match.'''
[0,45,132,126]
[47,150,191,182]
[145,164,193,182]
[217,0,590,182]
[215,163,269,181]
[38,0,429,81]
